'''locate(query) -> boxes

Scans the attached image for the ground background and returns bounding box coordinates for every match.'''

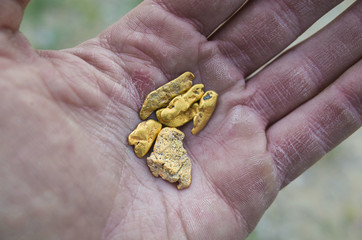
[21,0,361,239]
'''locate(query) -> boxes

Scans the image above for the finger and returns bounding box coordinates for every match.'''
[197,0,343,89]
[0,0,30,31]
[96,0,248,75]
[268,59,362,188]
[89,0,245,103]
[242,2,362,125]
[144,0,248,37]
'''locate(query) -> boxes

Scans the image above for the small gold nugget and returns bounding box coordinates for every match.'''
[192,90,218,135]
[156,103,199,128]
[128,120,162,158]
[147,128,192,190]
[160,84,204,121]
[139,72,194,120]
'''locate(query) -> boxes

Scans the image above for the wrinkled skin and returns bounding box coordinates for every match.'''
[0,0,361,239]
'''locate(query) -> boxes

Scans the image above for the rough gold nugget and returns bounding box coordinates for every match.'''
[160,84,204,121]
[147,128,192,190]
[156,103,199,128]
[139,72,194,120]
[192,90,218,135]
[128,120,162,158]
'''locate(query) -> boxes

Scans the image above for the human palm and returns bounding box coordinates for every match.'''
[1,0,361,239]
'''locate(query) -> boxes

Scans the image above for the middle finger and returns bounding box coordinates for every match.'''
[198,0,343,91]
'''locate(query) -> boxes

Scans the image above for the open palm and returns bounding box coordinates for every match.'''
[1,0,361,239]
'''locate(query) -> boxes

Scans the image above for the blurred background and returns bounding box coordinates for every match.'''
[21,0,361,239]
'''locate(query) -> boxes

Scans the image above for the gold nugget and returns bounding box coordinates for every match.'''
[128,120,162,158]
[147,128,192,190]
[156,103,199,128]
[160,84,204,121]
[191,90,218,135]
[139,72,194,120]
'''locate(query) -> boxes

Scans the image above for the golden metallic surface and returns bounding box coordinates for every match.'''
[156,103,199,128]
[147,128,192,190]
[160,84,204,121]
[128,120,162,158]
[131,71,217,189]
[139,72,194,120]
[191,90,218,135]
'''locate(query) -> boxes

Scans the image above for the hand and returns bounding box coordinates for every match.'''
[0,0,361,239]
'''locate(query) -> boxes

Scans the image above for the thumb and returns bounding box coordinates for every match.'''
[0,0,30,31]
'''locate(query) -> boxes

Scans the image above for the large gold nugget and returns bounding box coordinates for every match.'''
[139,72,194,120]
[191,91,218,135]
[128,120,162,158]
[160,84,204,121]
[156,103,199,128]
[147,128,192,190]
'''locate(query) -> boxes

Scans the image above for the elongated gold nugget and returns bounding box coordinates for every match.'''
[156,103,199,128]
[160,84,204,121]
[139,72,194,120]
[191,90,218,135]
